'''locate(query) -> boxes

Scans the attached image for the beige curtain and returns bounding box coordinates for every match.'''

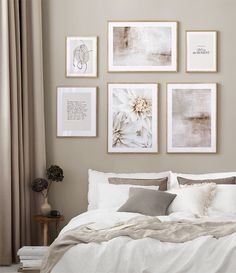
[0,0,46,265]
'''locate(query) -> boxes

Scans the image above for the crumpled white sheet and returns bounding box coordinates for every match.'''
[52,209,236,273]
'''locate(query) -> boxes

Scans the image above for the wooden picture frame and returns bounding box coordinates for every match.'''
[66,36,97,77]
[57,87,97,137]
[167,83,217,153]
[186,31,218,72]
[108,21,178,72]
[108,83,158,153]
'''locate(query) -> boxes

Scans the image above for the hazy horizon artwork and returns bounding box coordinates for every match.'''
[167,83,217,153]
[108,84,158,153]
[172,89,211,148]
[114,26,171,66]
[108,22,177,71]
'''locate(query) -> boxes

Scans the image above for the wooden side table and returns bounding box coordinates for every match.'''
[34,215,64,246]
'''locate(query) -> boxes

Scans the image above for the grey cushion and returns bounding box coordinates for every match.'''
[108,177,168,191]
[118,188,177,216]
[177,176,236,186]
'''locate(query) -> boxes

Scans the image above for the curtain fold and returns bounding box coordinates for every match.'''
[0,0,46,265]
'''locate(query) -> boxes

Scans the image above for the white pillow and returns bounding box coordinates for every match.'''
[209,185,236,214]
[168,184,216,216]
[97,183,159,209]
[88,169,171,210]
[170,171,236,189]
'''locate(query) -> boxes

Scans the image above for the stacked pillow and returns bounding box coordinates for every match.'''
[88,169,236,216]
[88,169,170,210]
[175,174,236,215]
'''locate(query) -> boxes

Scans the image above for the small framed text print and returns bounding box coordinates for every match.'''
[167,83,217,153]
[57,87,97,137]
[186,31,217,72]
[108,83,158,153]
[66,37,97,77]
[108,21,178,72]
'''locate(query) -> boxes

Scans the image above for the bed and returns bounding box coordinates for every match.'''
[43,170,236,273]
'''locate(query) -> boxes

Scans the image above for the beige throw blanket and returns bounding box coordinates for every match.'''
[41,217,236,273]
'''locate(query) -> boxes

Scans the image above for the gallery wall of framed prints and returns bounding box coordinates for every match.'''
[59,20,220,154]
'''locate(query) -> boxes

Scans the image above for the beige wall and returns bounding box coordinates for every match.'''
[42,0,236,225]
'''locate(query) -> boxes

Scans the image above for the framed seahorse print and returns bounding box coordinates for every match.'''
[66,36,97,77]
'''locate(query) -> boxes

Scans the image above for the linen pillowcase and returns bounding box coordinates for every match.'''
[118,188,177,216]
[97,183,159,209]
[88,169,170,210]
[209,185,236,214]
[177,176,236,187]
[168,184,216,216]
[108,177,168,191]
[170,171,236,189]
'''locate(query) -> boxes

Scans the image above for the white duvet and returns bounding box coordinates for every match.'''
[51,209,236,273]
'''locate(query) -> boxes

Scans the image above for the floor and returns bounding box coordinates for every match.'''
[0,265,18,273]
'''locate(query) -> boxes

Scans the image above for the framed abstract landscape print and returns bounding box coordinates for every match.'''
[57,87,97,137]
[66,37,97,77]
[167,83,217,153]
[108,21,178,72]
[108,83,158,153]
[186,31,217,72]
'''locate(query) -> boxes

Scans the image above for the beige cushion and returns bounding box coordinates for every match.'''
[177,176,236,186]
[108,177,168,191]
[118,188,176,216]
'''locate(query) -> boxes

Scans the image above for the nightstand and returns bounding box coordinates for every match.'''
[34,215,64,246]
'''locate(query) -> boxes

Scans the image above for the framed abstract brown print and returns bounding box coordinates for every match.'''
[167,83,217,153]
[108,21,178,72]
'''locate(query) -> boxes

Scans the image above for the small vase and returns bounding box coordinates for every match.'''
[41,197,51,216]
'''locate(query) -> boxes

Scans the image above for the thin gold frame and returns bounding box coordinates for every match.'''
[185,30,218,73]
[56,86,98,138]
[166,82,218,154]
[65,36,98,78]
[107,82,159,154]
[107,21,179,73]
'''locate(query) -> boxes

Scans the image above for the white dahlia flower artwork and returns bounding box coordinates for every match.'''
[110,86,157,151]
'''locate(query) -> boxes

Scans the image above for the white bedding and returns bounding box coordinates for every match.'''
[51,209,236,273]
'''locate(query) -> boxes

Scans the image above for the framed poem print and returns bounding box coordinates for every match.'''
[186,31,217,72]
[66,37,97,77]
[108,21,178,72]
[57,87,97,137]
[108,83,158,153]
[167,83,217,153]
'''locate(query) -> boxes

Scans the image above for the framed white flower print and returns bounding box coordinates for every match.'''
[66,37,97,77]
[108,83,158,153]
[167,83,217,153]
[108,21,178,72]
[57,87,97,137]
[186,31,217,72]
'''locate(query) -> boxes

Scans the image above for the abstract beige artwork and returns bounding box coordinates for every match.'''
[108,22,177,72]
[167,83,217,153]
